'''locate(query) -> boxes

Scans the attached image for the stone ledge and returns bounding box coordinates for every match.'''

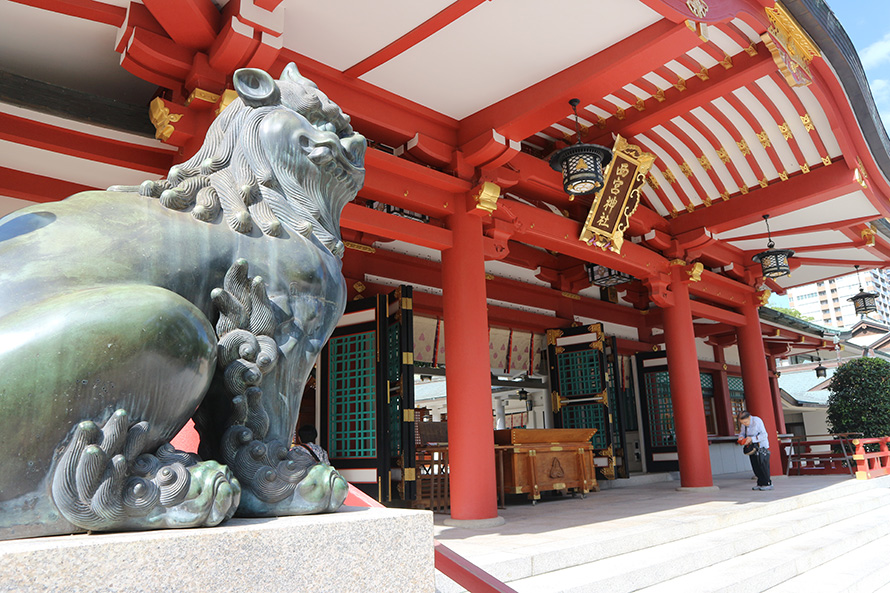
[0,506,433,593]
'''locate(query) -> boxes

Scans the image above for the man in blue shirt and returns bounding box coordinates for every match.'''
[738,411,773,490]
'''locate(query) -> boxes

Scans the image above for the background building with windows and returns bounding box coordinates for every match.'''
[787,269,890,328]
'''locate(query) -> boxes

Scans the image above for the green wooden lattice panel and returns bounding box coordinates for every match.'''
[387,322,401,383]
[728,376,745,400]
[644,371,676,446]
[562,403,608,449]
[557,349,604,397]
[328,331,377,458]
[389,396,402,455]
[700,372,714,397]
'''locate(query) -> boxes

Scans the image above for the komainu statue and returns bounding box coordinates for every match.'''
[0,64,365,540]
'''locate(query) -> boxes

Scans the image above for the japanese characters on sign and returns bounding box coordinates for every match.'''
[579,136,654,253]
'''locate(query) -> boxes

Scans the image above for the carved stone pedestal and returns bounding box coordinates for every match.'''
[0,507,433,593]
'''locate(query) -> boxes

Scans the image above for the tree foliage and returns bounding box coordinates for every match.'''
[773,306,814,321]
[827,357,890,437]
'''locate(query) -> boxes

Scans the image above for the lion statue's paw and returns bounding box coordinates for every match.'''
[51,409,241,532]
[236,462,348,517]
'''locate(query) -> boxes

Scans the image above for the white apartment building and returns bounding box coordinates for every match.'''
[787,269,890,328]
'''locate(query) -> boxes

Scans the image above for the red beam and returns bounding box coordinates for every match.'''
[0,113,174,175]
[341,203,452,251]
[0,166,97,203]
[344,0,487,78]
[689,300,745,326]
[669,162,859,235]
[275,51,459,149]
[142,0,220,49]
[589,43,777,144]
[458,19,702,144]
[10,0,125,26]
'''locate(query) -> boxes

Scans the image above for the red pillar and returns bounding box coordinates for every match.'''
[767,355,787,434]
[441,195,500,523]
[662,265,714,488]
[711,344,736,436]
[736,301,782,475]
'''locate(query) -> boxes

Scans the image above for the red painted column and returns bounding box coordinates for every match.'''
[662,265,714,487]
[711,344,736,436]
[736,301,782,475]
[767,355,787,434]
[441,195,499,522]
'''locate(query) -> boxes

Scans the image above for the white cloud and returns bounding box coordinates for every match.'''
[862,32,890,69]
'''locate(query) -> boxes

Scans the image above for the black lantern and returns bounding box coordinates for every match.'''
[848,265,878,316]
[752,214,794,278]
[549,99,613,197]
[586,263,633,287]
[814,350,827,379]
[517,389,533,412]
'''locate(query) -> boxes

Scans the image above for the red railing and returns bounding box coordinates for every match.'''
[345,484,518,593]
[784,434,859,476]
[852,437,890,479]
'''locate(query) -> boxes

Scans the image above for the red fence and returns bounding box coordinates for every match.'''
[784,434,858,476]
[852,437,890,480]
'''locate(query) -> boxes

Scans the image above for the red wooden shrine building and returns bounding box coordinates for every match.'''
[1,0,890,526]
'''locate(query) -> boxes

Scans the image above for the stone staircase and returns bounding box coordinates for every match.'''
[436,475,890,593]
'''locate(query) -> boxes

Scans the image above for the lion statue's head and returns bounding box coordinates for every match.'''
[134,63,366,257]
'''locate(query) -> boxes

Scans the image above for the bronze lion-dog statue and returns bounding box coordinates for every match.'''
[0,64,365,540]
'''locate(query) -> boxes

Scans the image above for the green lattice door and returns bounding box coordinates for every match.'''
[636,351,679,472]
[547,323,626,480]
[320,288,416,502]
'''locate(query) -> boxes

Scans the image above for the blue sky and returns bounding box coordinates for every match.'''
[767,1,889,310]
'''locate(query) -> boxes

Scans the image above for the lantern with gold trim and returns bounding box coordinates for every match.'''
[848,265,878,316]
[752,214,794,278]
[549,99,612,197]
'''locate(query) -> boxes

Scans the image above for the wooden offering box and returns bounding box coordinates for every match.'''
[494,428,598,502]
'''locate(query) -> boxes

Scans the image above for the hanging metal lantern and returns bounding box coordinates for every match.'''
[549,99,613,197]
[752,214,794,278]
[849,265,878,315]
[586,263,633,287]
[814,350,827,379]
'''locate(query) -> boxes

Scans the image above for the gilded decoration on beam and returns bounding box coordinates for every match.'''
[720,192,730,201]
[703,196,712,207]
[185,88,221,108]
[344,241,376,254]
[648,174,660,190]
[800,163,810,174]
[779,122,793,139]
[716,148,730,163]
[680,163,693,177]
[779,171,789,181]
[148,98,182,142]
[697,66,710,81]
[756,290,771,306]
[654,88,666,102]
[546,329,564,346]
[720,53,733,69]
[686,0,709,18]
[763,2,821,88]
[685,202,695,212]
[616,107,626,120]
[353,281,366,294]
[759,178,769,188]
[473,181,501,214]
[669,259,687,267]
[740,184,749,194]
[663,169,677,184]
[698,156,712,171]
[596,116,607,129]
[670,208,679,218]
[862,225,877,246]
[215,89,239,116]
[757,132,771,148]
[685,19,709,41]
[674,77,687,92]
[745,43,758,56]
[822,156,832,166]
[687,262,704,282]
[579,135,655,254]
[562,291,581,300]
[737,140,751,156]
[801,113,815,131]
[634,97,646,112]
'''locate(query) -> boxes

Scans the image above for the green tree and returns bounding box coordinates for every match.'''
[827,357,890,437]
[773,306,814,321]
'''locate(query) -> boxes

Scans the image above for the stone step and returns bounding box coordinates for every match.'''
[637,504,890,593]
[502,488,890,593]
[764,532,890,593]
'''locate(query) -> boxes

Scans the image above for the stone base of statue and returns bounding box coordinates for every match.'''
[0,506,433,593]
